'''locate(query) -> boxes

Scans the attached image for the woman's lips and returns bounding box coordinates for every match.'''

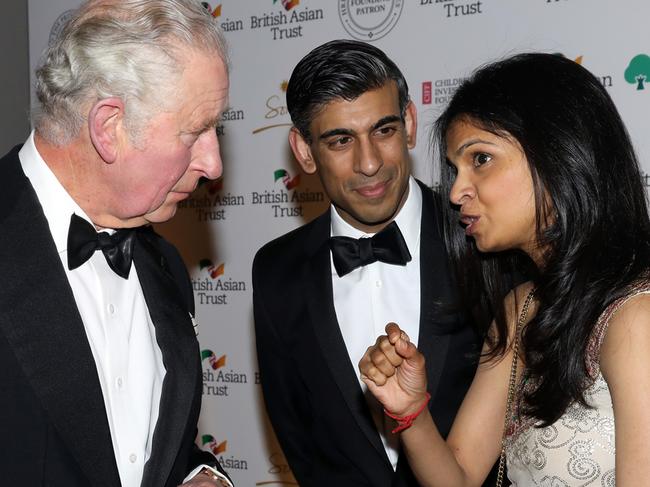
[460,214,480,236]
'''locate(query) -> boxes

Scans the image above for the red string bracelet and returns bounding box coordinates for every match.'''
[384,392,431,434]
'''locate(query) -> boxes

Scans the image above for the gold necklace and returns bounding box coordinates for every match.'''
[495,288,535,487]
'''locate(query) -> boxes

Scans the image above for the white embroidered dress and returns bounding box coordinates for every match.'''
[505,281,650,486]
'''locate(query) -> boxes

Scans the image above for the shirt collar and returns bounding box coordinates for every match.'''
[330,176,422,254]
[19,130,94,254]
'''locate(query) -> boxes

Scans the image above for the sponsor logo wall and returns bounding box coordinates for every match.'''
[28,1,649,485]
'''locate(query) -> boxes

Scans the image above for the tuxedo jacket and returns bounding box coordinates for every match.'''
[253,181,483,487]
[0,146,230,486]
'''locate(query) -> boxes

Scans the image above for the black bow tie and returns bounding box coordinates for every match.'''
[67,214,137,279]
[329,221,412,277]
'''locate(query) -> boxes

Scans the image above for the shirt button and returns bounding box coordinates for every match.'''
[375,280,382,288]
[129,453,137,463]
[116,377,123,388]
[108,304,115,314]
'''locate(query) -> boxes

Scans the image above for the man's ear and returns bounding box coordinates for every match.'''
[404,100,417,150]
[288,127,317,174]
[88,97,126,163]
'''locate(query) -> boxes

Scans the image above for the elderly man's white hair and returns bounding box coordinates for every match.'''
[34,0,229,146]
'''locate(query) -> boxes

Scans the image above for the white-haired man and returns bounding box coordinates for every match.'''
[0,1,232,486]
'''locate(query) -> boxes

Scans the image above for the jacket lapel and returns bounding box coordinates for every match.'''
[416,184,454,402]
[136,231,199,487]
[0,147,120,487]
[303,213,391,467]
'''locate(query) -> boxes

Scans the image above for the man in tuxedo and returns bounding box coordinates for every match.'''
[253,40,484,486]
[0,1,233,486]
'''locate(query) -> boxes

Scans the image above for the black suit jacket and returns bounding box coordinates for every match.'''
[253,182,482,487]
[0,145,230,486]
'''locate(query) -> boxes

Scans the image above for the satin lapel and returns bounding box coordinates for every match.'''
[416,185,452,401]
[0,148,120,487]
[304,214,390,466]
[135,234,198,487]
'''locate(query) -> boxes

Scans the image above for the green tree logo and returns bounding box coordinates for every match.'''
[625,54,650,90]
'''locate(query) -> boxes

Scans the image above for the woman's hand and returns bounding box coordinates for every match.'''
[359,322,428,416]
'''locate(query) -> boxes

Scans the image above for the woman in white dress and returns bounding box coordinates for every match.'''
[360,52,650,486]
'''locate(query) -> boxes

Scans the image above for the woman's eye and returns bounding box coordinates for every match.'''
[473,153,492,166]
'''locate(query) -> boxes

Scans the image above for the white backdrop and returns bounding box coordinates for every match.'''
[28,1,649,485]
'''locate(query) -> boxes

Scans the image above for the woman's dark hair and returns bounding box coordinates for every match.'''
[286,39,409,143]
[433,52,650,425]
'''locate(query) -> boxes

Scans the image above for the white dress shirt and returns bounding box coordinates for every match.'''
[330,176,422,470]
[19,132,167,487]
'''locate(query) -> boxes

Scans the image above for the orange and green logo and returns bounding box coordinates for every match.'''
[552,53,583,65]
[201,350,226,370]
[274,169,300,190]
[200,259,225,279]
[625,54,650,91]
[274,0,299,11]
[201,2,222,17]
[202,435,227,455]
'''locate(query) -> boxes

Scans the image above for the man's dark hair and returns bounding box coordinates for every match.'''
[286,39,409,143]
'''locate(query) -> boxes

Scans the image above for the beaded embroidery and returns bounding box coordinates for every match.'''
[504,280,650,486]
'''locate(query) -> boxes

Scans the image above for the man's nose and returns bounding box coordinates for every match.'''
[355,138,383,177]
[194,128,223,180]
